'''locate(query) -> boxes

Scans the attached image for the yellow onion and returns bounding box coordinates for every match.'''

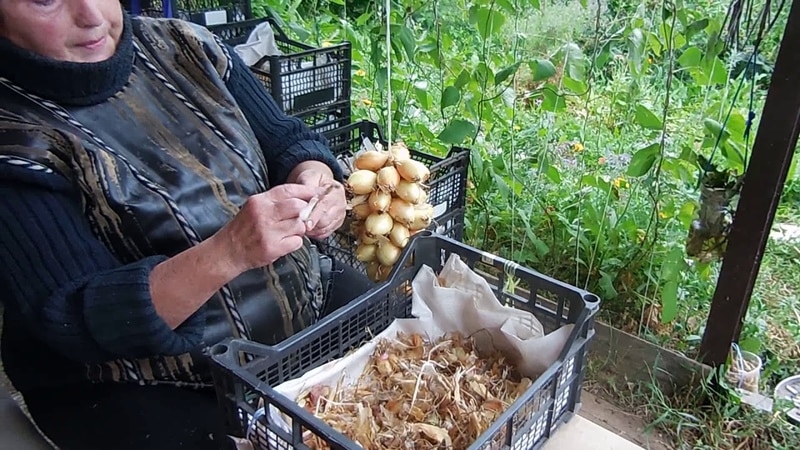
[366,261,381,282]
[376,166,401,192]
[389,142,411,163]
[388,198,415,226]
[389,222,410,248]
[359,230,379,245]
[346,170,378,195]
[355,242,377,262]
[395,180,424,204]
[394,159,430,183]
[376,239,402,266]
[365,212,394,237]
[354,150,389,171]
[408,203,435,231]
[368,189,392,213]
[352,203,372,220]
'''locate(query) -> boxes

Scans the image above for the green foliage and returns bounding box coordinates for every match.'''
[249,1,799,439]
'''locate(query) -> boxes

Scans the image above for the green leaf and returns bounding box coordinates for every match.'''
[438,119,476,144]
[528,0,540,9]
[627,143,660,177]
[541,86,566,111]
[677,46,702,67]
[635,104,663,130]
[628,28,646,74]
[394,25,416,62]
[704,118,731,142]
[559,43,587,81]
[494,62,522,86]
[545,164,562,184]
[470,6,506,40]
[455,69,472,88]
[661,281,678,323]
[685,18,709,38]
[529,59,557,81]
[702,56,728,85]
[562,77,588,94]
[415,87,430,110]
[441,86,461,109]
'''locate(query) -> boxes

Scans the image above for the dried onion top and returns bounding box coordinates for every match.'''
[296,332,533,450]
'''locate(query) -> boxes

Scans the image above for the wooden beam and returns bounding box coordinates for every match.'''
[698,0,800,367]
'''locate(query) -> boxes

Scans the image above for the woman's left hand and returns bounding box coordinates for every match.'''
[289,161,346,239]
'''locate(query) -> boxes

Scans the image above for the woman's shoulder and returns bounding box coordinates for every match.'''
[130,16,232,81]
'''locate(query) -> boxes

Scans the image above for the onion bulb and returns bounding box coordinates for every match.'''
[346,170,378,195]
[408,203,435,230]
[389,222,410,248]
[368,189,392,213]
[376,166,401,192]
[394,159,430,183]
[359,229,379,245]
[376,239,402,266]
[365,212,394,237]
[354,150,389,171]
[352,203,372,220]
[389,142,411,163]
[366,261,381,282]
[355,242,377,262]
[388,198,415,226]
[395,180,424,204]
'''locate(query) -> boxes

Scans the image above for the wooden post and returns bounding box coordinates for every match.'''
[698,0,800,367]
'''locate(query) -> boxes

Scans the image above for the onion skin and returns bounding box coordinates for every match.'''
[376,240,402,266]
[354,150,389,171]
[388,198,416,226]
[346,170,378,195]
[365,212,394,237]
[352,203,373,220]
[395,180,424,204]
[376,166,401,193]
[389,142,411,163]
[395,159,430,183]
[355,242,377,262]
[368,190,392,213]
[389,222,410,248]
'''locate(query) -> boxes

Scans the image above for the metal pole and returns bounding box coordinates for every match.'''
[698,0,800,367]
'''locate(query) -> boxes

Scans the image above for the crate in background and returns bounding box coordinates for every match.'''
[296,100,352,141]
[126,0,251,23]
[208,18,352,118]
[318,120,469,274]
[209,232,601,450]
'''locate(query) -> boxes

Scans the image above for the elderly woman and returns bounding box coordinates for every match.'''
[0,0,370,448]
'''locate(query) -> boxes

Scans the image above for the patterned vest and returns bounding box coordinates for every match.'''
[0,17,324,386]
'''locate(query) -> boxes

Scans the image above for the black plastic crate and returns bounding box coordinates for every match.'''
[209,232,601,450]
[126,0,251,22]
[295,100,351,140]
[208,18,352,117]
[317,120,469,274]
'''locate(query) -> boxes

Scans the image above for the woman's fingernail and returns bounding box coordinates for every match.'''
[306,220,313,229]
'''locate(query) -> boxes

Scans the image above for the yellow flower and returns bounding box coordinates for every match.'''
[513,125,521,131]
[636,229,646,243]
[354,69,366,77]
[612,177,628,189]
[322,41,333,48]
[572,142,584,152]
[648,57,653,64]
[361,98,373,106]
[658,211,669,219]
[598,156,606,165]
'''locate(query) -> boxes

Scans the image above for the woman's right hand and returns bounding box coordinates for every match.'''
[213,184,320,274]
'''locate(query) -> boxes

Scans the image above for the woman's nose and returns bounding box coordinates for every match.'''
[71,0,105,28]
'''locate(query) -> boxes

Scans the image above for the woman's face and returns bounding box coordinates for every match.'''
[0,0,123,63]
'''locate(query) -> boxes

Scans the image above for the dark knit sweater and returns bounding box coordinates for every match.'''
[0,16,342,392]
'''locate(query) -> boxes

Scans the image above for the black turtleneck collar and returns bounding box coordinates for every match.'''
[0,12,134,107]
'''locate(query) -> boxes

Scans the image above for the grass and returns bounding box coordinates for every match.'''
[587,365,800,449]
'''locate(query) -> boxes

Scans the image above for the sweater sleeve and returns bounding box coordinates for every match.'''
[0,167,206,364]
[223,45,344,186]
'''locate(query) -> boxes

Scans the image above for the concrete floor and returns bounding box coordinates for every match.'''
[544,415,645,450]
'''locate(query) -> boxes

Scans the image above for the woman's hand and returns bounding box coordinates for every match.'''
[213,184,320,273]
[288,161,346,240]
